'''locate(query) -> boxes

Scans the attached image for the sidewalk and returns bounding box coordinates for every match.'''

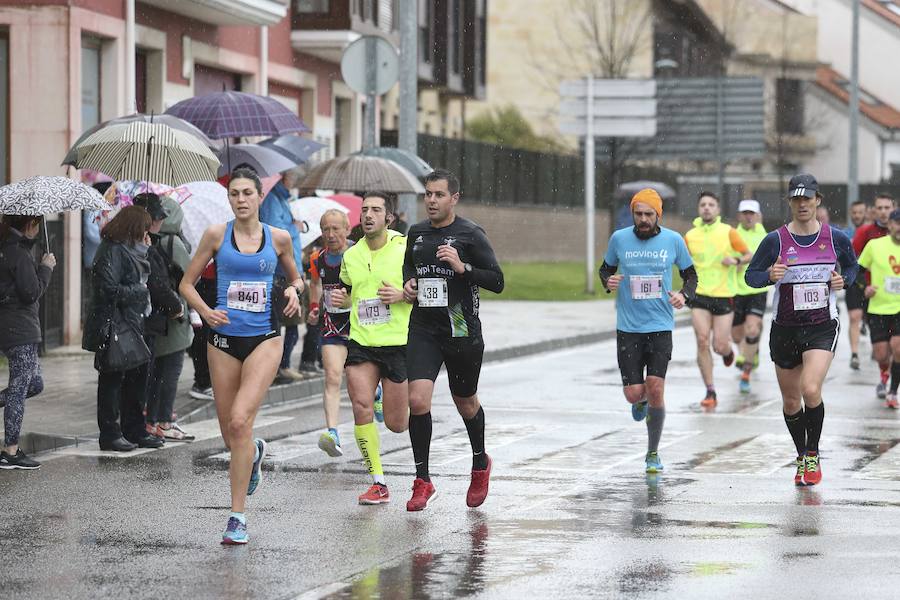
[1,299,675,454]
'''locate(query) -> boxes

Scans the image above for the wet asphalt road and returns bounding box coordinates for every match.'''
[5,316,900,599]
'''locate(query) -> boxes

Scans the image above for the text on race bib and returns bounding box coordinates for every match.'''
[226,281,267,312]
[885,277,900,295]
[417,277,448,307]
[792,283,829,311]
[358,298,391,326]
[629,275,662,300]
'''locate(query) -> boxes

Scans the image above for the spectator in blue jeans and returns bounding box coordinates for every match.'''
[0,215,56,470]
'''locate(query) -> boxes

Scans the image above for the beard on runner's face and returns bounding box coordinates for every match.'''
[633,214,659,238]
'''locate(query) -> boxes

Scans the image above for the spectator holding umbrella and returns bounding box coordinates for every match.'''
[0,215,55,470]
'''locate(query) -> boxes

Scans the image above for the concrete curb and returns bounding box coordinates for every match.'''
[25,315,692,455]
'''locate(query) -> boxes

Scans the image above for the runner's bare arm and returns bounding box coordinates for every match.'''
[271,227,303,317]
[179,224,229,324]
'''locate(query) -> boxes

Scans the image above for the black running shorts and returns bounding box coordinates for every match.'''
[407,330,485,398]
[209,330,280,362]
[845,284,867,311]
[616,330,673,386]
[344,340,408,383]
[867,313,900,344]
[687,294,734,316]
[769,319,840,370]
[732,292,767,326]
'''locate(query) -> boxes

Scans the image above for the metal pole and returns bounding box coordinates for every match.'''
[398,0,418,221]
[364,36,377,150]
[716,75,725,198]
[848,0,860,212]
[585,75,596,294]
[259,26,269,96]
[125,0,136,113]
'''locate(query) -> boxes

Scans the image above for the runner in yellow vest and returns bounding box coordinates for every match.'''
[731,200,770,394]
[683,191,752,408]
[334,192,411,505]
[858,208,900,409]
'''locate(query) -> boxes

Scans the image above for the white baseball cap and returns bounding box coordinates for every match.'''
[738,199,761,214]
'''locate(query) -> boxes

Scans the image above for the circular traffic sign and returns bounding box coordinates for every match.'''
[340,35,399,96]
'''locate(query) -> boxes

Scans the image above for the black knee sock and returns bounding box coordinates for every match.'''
[464,406,488,470]
[890,362,900,394]
[409,412,432,482]
[805,403,824,453]
[784,409,807,456]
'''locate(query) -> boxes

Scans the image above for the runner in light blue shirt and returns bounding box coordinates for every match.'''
[598,188,698,474]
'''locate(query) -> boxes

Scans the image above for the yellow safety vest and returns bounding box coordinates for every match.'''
[684,216,740,298]
[339,230,411,347]
[734,223,768,296]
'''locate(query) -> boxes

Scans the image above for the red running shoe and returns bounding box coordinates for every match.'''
[803,452,822,486]
[794,456,805,486]
[406,478,437,511]
[358,483,390,505]
[466,455,493,508]
[723,352,735,367]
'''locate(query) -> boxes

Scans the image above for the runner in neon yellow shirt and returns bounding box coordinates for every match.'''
[857,208,900,408]
[684,191,752,408]
[334,192,411,505]
[731,200,769,394]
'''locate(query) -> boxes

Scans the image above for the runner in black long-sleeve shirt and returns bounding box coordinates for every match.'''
[401,169,504,512]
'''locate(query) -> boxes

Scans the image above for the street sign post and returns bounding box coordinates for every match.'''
[341,36,399,150]
[559,77,657,293]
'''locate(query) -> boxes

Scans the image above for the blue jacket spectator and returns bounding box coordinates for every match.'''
[259,181,301,276]
[82,210,101,268]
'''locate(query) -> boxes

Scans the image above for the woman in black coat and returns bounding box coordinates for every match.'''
[0,215,55,470]
[82,205,161,452]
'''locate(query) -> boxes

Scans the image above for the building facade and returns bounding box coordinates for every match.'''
[0,0,486,347]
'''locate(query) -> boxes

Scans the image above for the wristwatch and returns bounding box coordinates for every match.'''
[464,263,473,274]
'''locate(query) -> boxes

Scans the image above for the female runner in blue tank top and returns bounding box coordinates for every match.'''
[180,168,304,545]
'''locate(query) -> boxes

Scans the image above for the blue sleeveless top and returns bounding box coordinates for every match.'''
[213,221,278,337]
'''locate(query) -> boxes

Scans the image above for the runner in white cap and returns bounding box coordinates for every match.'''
[731,199,770,394]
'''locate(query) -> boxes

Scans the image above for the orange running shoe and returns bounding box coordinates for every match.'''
[803,452,822,486]
[700,392,717,408]
[358,483,390,505]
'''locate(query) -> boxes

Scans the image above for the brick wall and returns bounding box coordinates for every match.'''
[454,203,693,263]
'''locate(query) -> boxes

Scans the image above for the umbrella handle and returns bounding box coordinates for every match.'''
[42,218,49,254]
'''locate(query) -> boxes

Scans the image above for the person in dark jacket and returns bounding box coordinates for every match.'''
[0,215,55,470]
[133,194,191,441]
[82,205,162,452]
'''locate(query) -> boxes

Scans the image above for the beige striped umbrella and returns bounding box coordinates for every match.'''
[70,121,220,187]
[298,155,425,194]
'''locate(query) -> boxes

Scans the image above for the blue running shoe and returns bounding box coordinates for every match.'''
[221,517,248,545]
[631,400,648,422]
[247,438,266,496]
[318,429,343,457]
[739,374,751,394]
[645,451,664,473]
[374,383,384,424]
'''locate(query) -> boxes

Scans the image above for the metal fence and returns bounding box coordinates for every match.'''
[381,131,677,208]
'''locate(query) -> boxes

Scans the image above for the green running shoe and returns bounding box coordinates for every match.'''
[645,451,664,473]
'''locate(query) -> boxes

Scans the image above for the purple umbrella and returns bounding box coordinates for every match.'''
[165,91,309,140]
[260,135,326,165]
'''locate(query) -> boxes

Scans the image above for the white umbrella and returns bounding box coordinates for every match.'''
[179,181,234,256]
[289,196,350,249]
